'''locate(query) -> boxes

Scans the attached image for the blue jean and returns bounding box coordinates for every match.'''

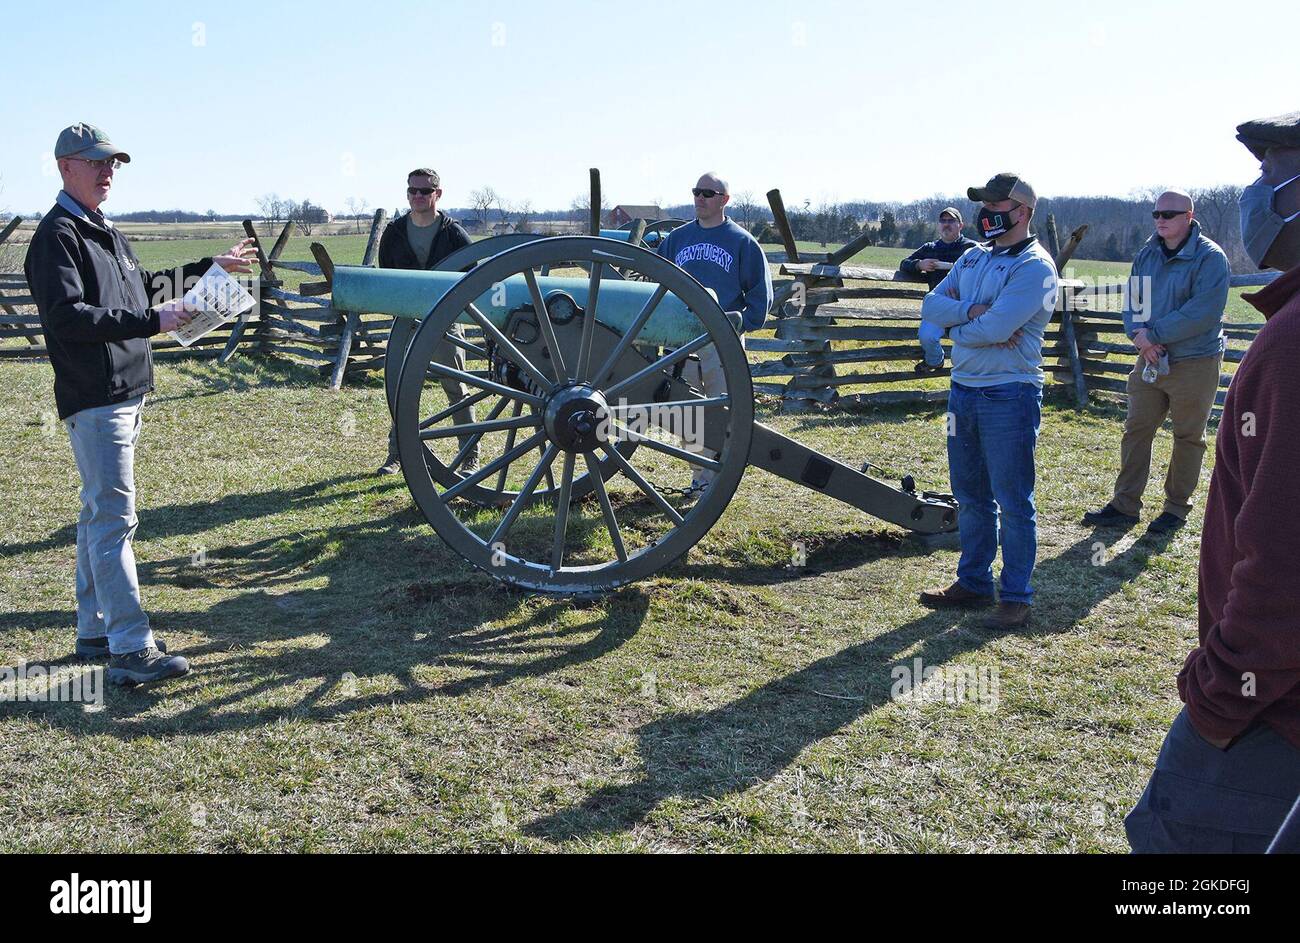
[65,396,155,655]
[918,320,945,366]
[1126,707,1300,853]
[946,381,1041,604]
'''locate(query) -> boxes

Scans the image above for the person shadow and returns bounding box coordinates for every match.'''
[523,525,1177,841]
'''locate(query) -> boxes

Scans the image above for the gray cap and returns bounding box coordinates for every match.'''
[967,172,1036,208]
[55,122,131,163]
[939,206,963,222]
[1236,110,1300,161]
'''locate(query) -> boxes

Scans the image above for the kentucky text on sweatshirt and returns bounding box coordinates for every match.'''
[658,218,774,333]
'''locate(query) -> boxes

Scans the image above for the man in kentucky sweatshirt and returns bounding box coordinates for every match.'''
[1125,110,1300,854]
[916,173,1058,631]
[658,172,773,491]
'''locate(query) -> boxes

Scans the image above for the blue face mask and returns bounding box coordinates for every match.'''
[1239,172,1300,269]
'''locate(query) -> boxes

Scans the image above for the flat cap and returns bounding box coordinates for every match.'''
[1236,110,1300,161]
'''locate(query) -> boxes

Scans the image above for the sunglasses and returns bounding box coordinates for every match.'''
[692,188,724,198]
[1152,210,1188,220]
[407,187,437,196]
[70,157,122,171]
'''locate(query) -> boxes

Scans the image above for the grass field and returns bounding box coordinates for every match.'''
[0,342,1209,851]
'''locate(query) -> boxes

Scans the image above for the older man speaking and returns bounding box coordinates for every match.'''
[25,122,257,687]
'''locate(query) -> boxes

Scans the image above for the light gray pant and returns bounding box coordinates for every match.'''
[685,334,745,487]
[65,396,155,655]
[386,325,478,462]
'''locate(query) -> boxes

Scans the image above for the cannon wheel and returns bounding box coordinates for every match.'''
[385,232,641,508]
[394,236,754,594]
[384,233,546,418]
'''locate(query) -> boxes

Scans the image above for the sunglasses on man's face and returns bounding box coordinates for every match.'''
[692,188,723,199]
[1152,210,1188,220]
[407,187,436,196]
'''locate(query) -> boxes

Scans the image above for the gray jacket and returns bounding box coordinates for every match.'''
[1122,221,1229,363]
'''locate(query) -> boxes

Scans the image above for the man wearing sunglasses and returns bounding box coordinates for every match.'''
[24,123,257,686]
[917,173,1058,631]
[1082,191,1229,535]
[657,172,773,493]
[375,168,475,476]
[1125,111,1300,854]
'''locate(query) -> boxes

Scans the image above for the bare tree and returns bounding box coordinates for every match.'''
[509,199,534,233]
[469,187,498,227]
[344,196,370,234]
[255,192,284,223]
[733,190,759,232]
[569,192,610,226]
[1191,184,1243,244]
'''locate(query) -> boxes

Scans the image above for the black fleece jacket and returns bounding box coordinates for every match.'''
[24,201,211,419]
[377,211,472,270]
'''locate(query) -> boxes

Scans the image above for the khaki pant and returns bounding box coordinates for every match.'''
[1112,352,1222,520]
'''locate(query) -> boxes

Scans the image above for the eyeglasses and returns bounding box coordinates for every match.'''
[1152,210,1189,220]
[407,187,436,196]
[70,157,122,171]
[692,188,724,199]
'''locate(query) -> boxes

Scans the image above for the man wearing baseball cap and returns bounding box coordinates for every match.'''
[917,172,1058,631]
[1125,111,1300,853]
[24,122,256,686]
[898,206,979,372]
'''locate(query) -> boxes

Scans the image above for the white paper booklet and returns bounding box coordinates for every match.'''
[169,263,257,347]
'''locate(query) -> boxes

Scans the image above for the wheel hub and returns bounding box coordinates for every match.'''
[544,384,611,453]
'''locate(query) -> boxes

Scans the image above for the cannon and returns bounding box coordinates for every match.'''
[333,234,957,595]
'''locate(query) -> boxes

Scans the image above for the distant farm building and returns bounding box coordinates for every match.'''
[610,205,663,226]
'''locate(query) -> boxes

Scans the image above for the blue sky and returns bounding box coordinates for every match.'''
[2,0,1291,215]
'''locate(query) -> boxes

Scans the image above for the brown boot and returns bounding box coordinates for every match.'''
[983,601,1031,630]
[919,580,995,609]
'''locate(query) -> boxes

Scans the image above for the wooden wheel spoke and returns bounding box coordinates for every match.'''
[584,451,627,563]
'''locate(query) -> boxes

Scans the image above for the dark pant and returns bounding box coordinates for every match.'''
[947,381,1042,605]
[1126,707,1300,853]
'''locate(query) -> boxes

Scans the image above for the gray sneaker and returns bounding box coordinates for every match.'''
[457,455,481,476]
[75,636,166,662]
[376,457,401,476]
[107,646,190,687]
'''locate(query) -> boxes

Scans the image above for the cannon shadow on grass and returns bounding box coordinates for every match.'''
[523,526,1176,843]
[0,486,655,734]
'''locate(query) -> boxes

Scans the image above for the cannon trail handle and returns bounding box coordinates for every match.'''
[746,422,957,534]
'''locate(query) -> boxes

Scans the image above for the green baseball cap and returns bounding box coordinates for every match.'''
[967,172,1035,208]
[54,123,131,163]
[939,206,963,222]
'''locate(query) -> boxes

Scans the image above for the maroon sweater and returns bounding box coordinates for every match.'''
[1179,265,1300,750]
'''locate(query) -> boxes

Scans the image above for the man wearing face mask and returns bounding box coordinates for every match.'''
[917,173,1058,631]
[1125,111,1300,853]
[1082,191,1229,535]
